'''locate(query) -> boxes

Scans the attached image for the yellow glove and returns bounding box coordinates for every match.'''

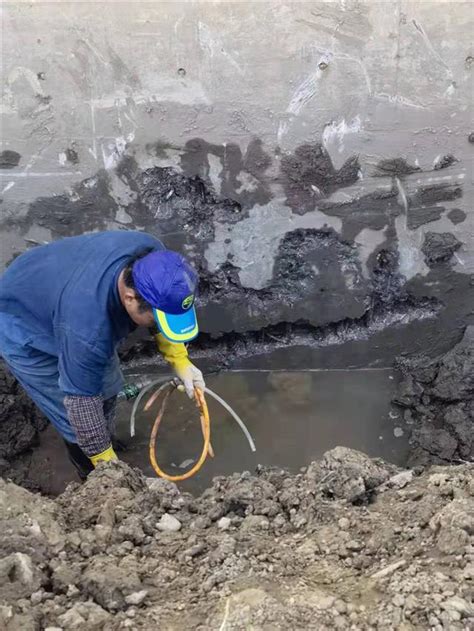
[156,334,205,399]
[89,445,118,467]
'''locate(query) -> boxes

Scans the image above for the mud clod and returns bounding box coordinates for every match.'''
[422,231,462,265]
[394,326,473,466]
[434,154,458,170]
[0,364,47,461]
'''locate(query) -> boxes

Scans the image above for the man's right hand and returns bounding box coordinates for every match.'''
[89,445,118,467]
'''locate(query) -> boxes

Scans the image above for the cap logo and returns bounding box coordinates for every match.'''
[182,294,194,310]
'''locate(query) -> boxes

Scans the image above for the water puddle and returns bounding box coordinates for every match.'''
[116,369,409,495]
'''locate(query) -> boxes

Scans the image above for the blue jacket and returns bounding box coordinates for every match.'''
[0,231,162,396]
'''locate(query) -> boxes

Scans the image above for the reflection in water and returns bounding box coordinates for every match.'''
[117,369,409,495]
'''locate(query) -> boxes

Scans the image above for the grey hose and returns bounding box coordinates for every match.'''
[204,387,256,452]
[129,380,256,452]
[130,377,169,437]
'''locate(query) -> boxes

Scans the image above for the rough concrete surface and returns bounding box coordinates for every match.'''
[1,453,474,630]
[1,1,473,366]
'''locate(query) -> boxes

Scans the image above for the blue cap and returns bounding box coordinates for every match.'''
[132,250,199,343]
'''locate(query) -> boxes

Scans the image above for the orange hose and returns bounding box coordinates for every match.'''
[147,383,211,482]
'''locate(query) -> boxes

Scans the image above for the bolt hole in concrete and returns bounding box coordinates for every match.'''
[114,369,408,495]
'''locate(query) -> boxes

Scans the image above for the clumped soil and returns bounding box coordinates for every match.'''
[0,364,48,487]
[1,448,474,630]
[394,326,473,466]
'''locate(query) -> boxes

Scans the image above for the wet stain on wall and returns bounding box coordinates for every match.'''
[0,136,469,364]
[319,187,401,241]
[65,147,79,164]
[374,158,420,177]
[447,208,466,225]
[407,206,444,230]
[180,138,272,209]
[280,143,360,213]
[0,150,21,169]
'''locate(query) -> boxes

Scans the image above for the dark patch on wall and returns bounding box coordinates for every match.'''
[193,224,439,340]
[374,158,420,177]
[65,148,79,164]
[422,232,462,266]
[447,208,466,225]
[370,248,407,308]
[145,141,171,159]
[433,154,458,170]
[407,206,444,230]
[123,260,470,370]
[3,138,471,368]
[135,164,243,242]
[469,133,474,144]
[0,150,21,169]
[195,227,368,333]
[36,94,52,105]
[280,143,360,214]
[319,187,401,241]
[413,183,462,206]
[8,171,119,237]
[273,228,363,306]
[180,138,272,209]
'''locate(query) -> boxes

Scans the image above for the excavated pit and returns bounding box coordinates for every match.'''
[1,367,409,496]
[0,328,472,630]
[1,327,472,496]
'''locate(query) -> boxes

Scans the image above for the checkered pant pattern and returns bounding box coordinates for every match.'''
[64,395,117,457]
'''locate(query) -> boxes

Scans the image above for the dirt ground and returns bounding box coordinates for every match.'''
[1,448,473,631]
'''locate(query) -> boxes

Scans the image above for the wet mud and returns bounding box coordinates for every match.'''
[393,326,473,467]
[0,363,47,463]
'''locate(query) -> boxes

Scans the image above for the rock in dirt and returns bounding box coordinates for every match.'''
[157,513,182,532]
[0,552,41,600]
[58,602,111,629]
[80,556,142,611]
[217,516,231,530]
[125,590,148,606]
[318,446,396,502]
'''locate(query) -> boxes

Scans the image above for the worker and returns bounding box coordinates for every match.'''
[0,230,205,479]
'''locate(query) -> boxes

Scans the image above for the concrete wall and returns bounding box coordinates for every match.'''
[1,1,473,367]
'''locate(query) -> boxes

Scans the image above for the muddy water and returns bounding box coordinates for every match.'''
[116,369,409,495]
